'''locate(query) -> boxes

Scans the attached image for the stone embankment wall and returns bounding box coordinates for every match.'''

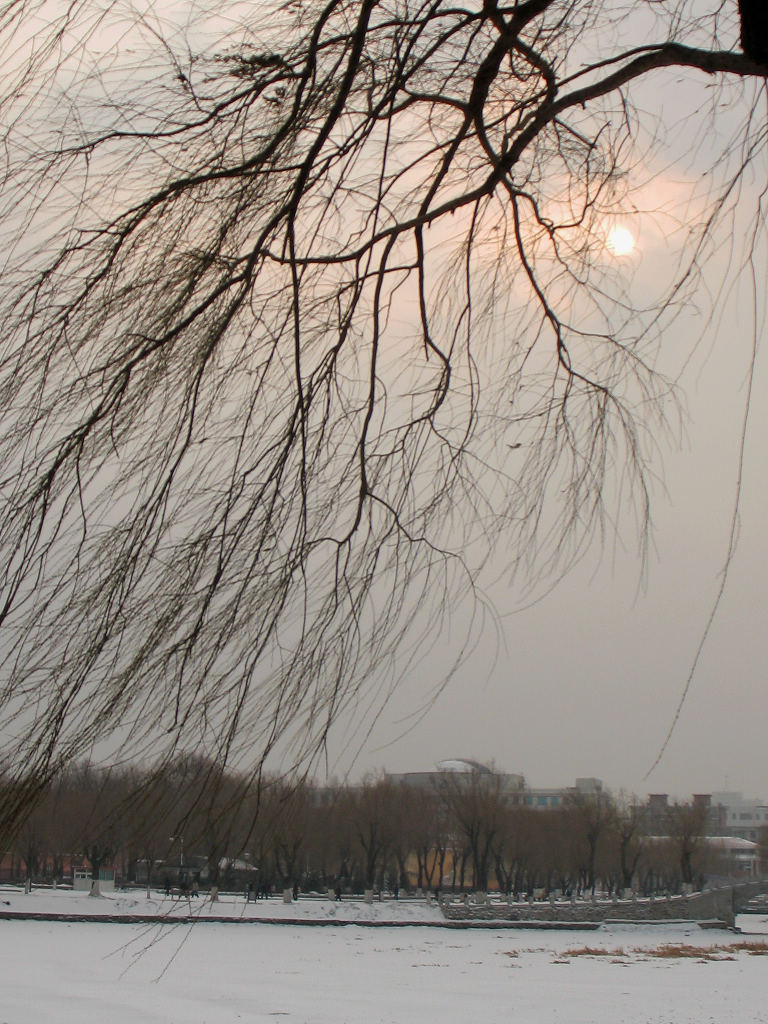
[439,886,744,927]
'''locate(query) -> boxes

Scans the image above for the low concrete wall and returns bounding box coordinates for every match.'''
[439,886,744,927]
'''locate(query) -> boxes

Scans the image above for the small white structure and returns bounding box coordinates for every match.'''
[72,868,116,893]
[72,870,91,891]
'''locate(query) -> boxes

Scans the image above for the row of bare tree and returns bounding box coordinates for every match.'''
[1,761,739,896]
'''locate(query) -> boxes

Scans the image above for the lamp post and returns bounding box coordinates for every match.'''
[170,834,184,870]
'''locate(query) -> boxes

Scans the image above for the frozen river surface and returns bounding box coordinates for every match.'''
[1,889,766,1023]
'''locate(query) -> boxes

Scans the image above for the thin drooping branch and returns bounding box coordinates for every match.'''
[0,0,765,831]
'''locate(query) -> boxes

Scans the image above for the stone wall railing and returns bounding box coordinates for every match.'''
[439,886,746,927]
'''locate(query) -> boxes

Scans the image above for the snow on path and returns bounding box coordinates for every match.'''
[0,886,445,923]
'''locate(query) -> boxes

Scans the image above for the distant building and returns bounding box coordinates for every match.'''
[639,790,767,878]
[388,759,525,797]
[520,787,564,810]
[645,792,724,837]
[388,761,602,811]
[710,792,768,843]
[703,836,760,879]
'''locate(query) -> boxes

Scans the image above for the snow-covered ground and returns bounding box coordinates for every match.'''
[1,888,767,1023]
[0,885,446,924]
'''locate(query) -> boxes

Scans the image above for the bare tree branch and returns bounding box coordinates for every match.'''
[0,0,765,830]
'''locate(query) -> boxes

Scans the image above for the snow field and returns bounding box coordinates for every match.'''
[1,890,766,1023]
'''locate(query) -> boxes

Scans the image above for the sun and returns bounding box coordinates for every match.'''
[606,225,635,257]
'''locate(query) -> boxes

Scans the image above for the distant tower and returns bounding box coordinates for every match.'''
[738,0,768,66]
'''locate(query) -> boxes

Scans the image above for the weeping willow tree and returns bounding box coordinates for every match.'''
[0,0,765,831]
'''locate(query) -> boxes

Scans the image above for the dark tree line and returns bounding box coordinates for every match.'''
[0,762,739,896]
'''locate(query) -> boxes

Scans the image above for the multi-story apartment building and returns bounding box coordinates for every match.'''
[710,792,768,843]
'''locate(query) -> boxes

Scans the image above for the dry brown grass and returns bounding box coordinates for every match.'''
[730,941,768,955]
[561,940,768,964]
[642,944,733,961]
[640,941,768,961]
[566,946,626,958]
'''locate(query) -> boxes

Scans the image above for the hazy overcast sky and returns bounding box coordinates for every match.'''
[332,321,767,799]
[5,1,765,803]
[324,60,768,802]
